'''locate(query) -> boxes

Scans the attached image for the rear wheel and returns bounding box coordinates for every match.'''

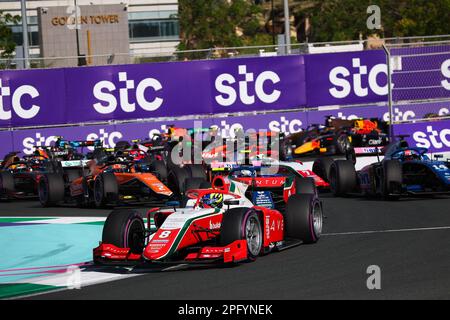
[312,158,334,182]
[329,160,357,196]
[114,141,131,151]
[149,160,168,182]
[168,166,190,196]
[102,209,145,255]
[39,173,65,207]
[220,208,262,261]
[295,177,316,195]
[94,173,118,208]
[0,172,15,194]
[285,194,322,243]
[185,164,207,180]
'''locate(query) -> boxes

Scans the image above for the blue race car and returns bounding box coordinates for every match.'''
[327,137,450,200]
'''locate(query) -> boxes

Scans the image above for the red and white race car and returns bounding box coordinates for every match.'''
[93,167,323,265]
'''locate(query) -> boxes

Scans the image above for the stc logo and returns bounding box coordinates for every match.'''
[0,79,40,120]
[329,58,389,99]
[22,129,123,154]
[86,129,122,149]
[413,126,450,150]
[441,59,450,90]
[215,65,281,107]
[93,72,163,114]
[23,133,58,155]
[268,116,303,134]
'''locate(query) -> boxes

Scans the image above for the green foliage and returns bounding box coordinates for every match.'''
[298,0,450,42]
[177,0,450,52]
[178,0,263,54]
[0,10,21,58]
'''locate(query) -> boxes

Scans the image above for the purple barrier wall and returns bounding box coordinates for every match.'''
[4,103,450,158]
[305,50,389,106]
[0,56,306,128]
[305,47,450,107]
[0,69,66,127]
[1,46,448,128]
[393,120,450,153]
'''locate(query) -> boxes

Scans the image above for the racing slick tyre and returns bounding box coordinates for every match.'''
[312,157,334,182]
[220,208,263,261]
[38,173,65,207]
[92,148,110,162]
[0,172,15,195]
[185,164,207,180]
[329,160,357,196]
[335,133,352,155]
[382,160,402,201]
[200,181,212,189]
[149,160,168,182]
[94,173,119,208]
[102,209,145,255]
[294,177,316,195]
[285,194,322,243]
[114,141,131,151]
[184,177,209,192]
[168,166,190,196]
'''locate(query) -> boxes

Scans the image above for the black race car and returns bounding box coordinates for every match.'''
[280,117,389,160]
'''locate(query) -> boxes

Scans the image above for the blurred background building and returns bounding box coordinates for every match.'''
[0,0,179,67]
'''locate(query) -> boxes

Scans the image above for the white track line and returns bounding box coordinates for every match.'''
[323,226,450,237]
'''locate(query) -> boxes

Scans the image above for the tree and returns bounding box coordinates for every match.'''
[0,10,20,58]
[295,0,450,43]
[177,0,264,56]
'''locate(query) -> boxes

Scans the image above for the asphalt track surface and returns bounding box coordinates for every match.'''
[2,195,450,300]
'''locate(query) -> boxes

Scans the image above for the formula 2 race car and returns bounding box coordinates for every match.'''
[0,142,90,200]
[38,154,174,208]
[93,168,323,265]
[327,137,450,199]
[280,117,389,159]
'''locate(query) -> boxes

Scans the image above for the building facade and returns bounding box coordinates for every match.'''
[1,0,179,66]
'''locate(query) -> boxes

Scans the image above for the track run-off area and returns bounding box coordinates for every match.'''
[0,194,449,300]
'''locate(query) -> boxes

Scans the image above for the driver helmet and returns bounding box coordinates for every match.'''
[403,150,419,161]
[202,193,224,209]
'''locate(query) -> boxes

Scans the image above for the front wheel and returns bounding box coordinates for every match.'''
[38,173,65,207]
[94,173,118,208]
[101,209,145,255]
[220,208,263,261]
[285,194,323,243]
[329,160,357,196]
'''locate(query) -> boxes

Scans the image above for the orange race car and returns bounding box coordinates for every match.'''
[37,155,174,208]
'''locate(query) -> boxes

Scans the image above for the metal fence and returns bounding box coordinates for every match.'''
[384,36,450,124]
[1,35,448,70]
[1,35,449,129]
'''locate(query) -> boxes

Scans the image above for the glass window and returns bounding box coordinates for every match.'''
[128,10,178,21]
[130,21,160,38]
[10,25,40,46]
[129,19,179,40]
